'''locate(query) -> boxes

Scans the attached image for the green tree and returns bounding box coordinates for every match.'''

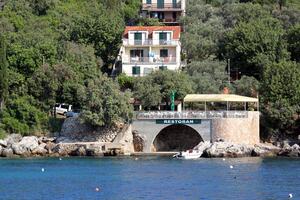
[260,61,300,139]
[233,76,259,97]
[1,96,48,135]
[80,74,133,127]
[133,70,193,109]
[0,36,8,111]
[286,24,300,62]
[181,3,224,61]
[133,77,162,110]
[220,17,289,79]
[186,59,227,94]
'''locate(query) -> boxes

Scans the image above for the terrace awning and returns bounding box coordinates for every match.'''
[183,94,258,103]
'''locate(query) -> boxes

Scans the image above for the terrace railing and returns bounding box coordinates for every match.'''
[136,111,249,120]
[142,3,182,10]
[122,56,177,64]
[123,39,179,46]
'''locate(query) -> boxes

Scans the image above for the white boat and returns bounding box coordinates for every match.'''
[173,149,203,159]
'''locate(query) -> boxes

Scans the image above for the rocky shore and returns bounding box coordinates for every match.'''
[194,141,300,158]
[0,134,112,158]
[0,134,300,158]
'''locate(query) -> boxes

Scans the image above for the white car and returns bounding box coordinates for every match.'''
[53,103,72,116]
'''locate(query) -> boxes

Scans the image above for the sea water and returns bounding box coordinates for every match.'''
[0,157,299,200]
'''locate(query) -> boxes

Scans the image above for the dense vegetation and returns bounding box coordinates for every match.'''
[0,0,139,137]
[181,0,300,141]
[0,0,299,142]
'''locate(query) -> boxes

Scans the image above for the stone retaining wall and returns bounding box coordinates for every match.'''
[211,111,260,145]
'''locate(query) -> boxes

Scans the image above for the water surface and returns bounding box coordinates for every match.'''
[0,157,299,200]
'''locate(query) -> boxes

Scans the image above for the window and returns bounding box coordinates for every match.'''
[130,49,144,59]
[160,49,168,57]
[134,33,142,45]
[132,66,141,75]
[159,32,168,44]
[159,66,168,71]
[157,0,164,8]
[172,0,177,8]
[146,0,151,4]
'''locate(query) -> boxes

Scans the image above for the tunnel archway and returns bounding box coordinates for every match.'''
[152,124,203,152]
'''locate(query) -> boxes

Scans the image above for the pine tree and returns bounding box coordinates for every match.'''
[0,35,8,111]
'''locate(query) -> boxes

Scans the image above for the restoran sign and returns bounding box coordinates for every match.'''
[156,119,201,124]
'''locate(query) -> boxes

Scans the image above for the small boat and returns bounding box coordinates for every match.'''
[173,149,203,159]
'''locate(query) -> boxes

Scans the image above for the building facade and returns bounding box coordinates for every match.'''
[141,0,186,25]
[119,26,182,77]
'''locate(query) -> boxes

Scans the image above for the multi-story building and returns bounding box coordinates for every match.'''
[141,0,186,25]
[118,26,182,77]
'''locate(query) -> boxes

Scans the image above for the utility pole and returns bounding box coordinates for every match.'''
[170,90,176,111]
[228,58,231,85]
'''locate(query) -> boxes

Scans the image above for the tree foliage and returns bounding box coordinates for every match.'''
[220,18,289,79]
[186,59,228,94]
[260,61,300,139]
[133,70,193,110]
[286,24,300,62]
[0,35,8,110]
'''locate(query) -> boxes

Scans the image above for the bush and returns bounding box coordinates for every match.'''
[1,96,48,136]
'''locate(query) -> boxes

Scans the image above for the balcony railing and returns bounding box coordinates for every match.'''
[123,39,178,46]
[136,111,249,120]
[142,3,182,10]
[123,56,177,64]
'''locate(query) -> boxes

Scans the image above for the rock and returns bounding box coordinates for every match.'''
[5,134,22,147]
[1,148,14,157]
[278,143,300,157]
[12,136,39,156]
[32,143,48,156]
[0,139,7,147]
[71,146,86,156]
[52,144,77,156]
[38,137,56,144]
[45,142,57,154]
[0,145,2,155]
[252,143,281,157]
[133,130,145,152]
[193,141,211,157]
[86,144,104,156]
[12,143,27,155]
[203,142,253,158]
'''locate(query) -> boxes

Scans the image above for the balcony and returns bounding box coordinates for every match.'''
[142,3,182,11]
[123,39,179,46]
[122,56,177,64]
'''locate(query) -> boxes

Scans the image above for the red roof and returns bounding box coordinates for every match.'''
[124,26,181,39]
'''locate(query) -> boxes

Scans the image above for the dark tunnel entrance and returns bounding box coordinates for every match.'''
[153,124,203,152]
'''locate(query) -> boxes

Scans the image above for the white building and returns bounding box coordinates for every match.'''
[141,0,186,25]
[118,26,182,77]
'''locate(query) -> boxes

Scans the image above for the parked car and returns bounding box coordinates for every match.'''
[53,103,72,116]
[66,109,80,118]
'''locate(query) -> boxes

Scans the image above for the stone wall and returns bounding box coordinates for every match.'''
[211,111,260,145]
[59,117,124,142]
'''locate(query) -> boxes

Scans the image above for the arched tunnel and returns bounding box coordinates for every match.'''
[152,124,203,152]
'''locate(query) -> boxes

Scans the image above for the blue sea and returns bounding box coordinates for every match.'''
[0,157,299,200]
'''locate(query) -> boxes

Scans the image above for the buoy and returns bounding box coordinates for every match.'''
[135,157,139,160]
[95,187,100,192]
[222,158,226,161]
[41,168,45,172]
[59,158,62,161]
[289,193,293,198]
[230,165,233,169]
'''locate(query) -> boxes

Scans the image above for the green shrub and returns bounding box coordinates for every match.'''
[1,96,48,136]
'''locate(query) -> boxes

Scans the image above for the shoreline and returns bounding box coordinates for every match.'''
[1,134,299,159]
